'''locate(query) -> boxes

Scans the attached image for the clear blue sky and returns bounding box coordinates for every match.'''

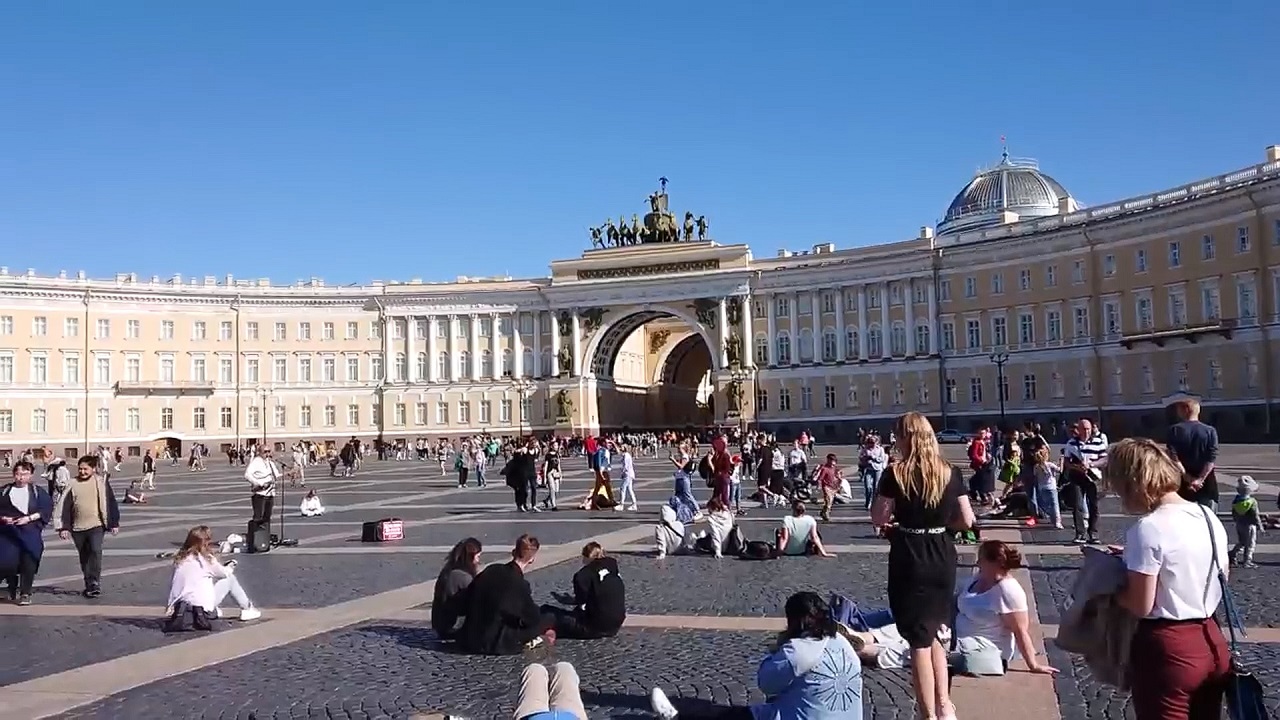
[4,2,1277,284]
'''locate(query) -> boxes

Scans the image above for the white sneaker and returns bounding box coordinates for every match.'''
[649,688,678,719]
[628,505,638,512]
[239,606,262,621]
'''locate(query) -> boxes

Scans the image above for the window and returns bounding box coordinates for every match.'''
[245,321,259,340]
[192,407,206,430]
[0,316,10,335]
[965,319,981,349]
[820,292,834,314]
[1110,366,1123,396]
[436,352,449,380]
[1022,374,1037,401]
[1275,219,1280,246]
[456,319,468,339]
[298,356,312,382]
[775,333,792,365]
[914,324,930,355]
[969,377,983,404]
[414,402,427,425]
[1237,279,1258,320]
[912,282,927,305]
[64,354,81,385]
[322,357,336,382]
[62,407,79,433]
[917,382,929,405]
[1246,356,1260,388]
[96,318,111,338]
[324,404,337,426]
[298,404,312,428]
[96,408,112,432]
[1080,368,1093,397]
[394,352,408,382]
[246,406,260,429]
[457,401,471,424]
[1202,234,1216,260]
[64,317,79,337]
[823,385,836,410]
[867,288,881,309]
[245,357,260,383]
[867,326,882,357]
[32,316,47,336]
[1142,365,1155,394]
[192,356,210,384]
[271,405,285,428]
[939,279,951,301]
[126,356,141,382]
[456,351,470,377]
[1046,310,1062,342]
[1103,301,1121,336]
[1209,360,1223,390]
[998,374,1009,404]
[347,403,360,426]
[0,354,11,384]
[299,322,311,340]
[991,273,1004,295]
[1073,306,1089,338]
[436,402,449,425]
[888,283,901,306]
[322,322,335,340]
[31,354,48,385]
[126,407,140,432]
[755,388,769,412]
[800,386,812,411]
[273,357,287,383]
[798,329,814,363]
[1103,254,1116,277]
[274,322,286,341]
[0,409,15,434]
[95,355,111,385]
[991,316,1007,347]
[1237,226,1251,254]
[1072,260,1085,285]
[479,399,491,425]
[501,349,514,377]
[941,322,955,352]
[391,403,406,427]
[193,321,207,340]
[479,317,493,336]
[870,385,881,406]
[346,356,360,381]
[500,399,513,424]
[481,350,494,378]
[1051,372,1064,398]
[893,382,905,405]
[124,319,139,339]
[775,296,791,317]
[31,408,46,434]
[1136,296,1154,331]
[1169,290,1187,326]
[371,356,384,381]
[821,330,837,362]
[778,388,792,412]
[845,329,859,360]
[159,320,174,340]
[1168,241,1181,268]
[160,407,173,430]
[220,406,233,429]
[1201,283,1221,321]
[1135,249,1148,273]
[944,377,957,405]
[1045,265,1057,287]
[753,299,767,318]
[964,277,976,298]
[1018,269,1031,291]
[220,321,233,340]
[346,321,358,340]
[416,352,429,381]
[1017,313,1034,345]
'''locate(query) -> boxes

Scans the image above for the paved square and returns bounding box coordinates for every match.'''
[0,444,1278,719]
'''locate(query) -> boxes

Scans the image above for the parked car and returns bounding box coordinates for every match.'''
[935,429,969,444]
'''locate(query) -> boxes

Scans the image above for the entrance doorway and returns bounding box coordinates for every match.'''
[591,312,715,430]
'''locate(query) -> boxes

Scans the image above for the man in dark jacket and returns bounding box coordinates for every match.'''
[504,440,540,512]
[540,541,626,639]
[457,534,551,655]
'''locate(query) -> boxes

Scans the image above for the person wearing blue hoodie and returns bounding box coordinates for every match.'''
[649,591,862,719]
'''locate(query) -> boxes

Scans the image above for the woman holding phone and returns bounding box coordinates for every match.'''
[166,525,261,621]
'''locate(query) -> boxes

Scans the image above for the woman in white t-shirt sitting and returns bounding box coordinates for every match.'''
[775,501,835,558]
[299,488,325,517]
[167,525,261,621]
[845,540,1055,675]
[1103,438,1230,720]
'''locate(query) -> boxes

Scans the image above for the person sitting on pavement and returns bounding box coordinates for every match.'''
[123,480,149,505]
[775,501,835,558]
[655,504,695,558]
[432,537,482,641]
[692,498,736,558]
[513,662,588,720]
[457,534,553,654]
[650,591,862,719]
[299,488,324,517]
[166,525,261,622]
[539,541,626,640]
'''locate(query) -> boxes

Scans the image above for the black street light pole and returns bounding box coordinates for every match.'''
[989,352,1009,430]
[513,377,535,438]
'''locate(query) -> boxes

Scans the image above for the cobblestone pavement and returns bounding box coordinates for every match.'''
[0,444,1275,719]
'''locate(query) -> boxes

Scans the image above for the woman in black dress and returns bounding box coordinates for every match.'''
[871,411,975,720]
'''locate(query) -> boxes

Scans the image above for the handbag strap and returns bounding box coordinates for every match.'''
[1198,504,1246,652]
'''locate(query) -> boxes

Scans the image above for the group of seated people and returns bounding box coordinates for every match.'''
[431,534,627,654]
[655,499,836,559]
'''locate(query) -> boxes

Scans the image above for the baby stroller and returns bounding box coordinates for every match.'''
[788,466,815,502]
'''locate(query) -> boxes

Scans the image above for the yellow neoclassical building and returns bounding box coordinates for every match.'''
[2,144,1280,457]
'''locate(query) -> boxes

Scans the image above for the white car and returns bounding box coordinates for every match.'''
[935,429,969,444]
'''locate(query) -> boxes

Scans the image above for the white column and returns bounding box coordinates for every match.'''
[716,298,729,369]
[857,286,868,360]
[905,279,916,358]
[880,283,891,359]
[810,290,821,363]
[765,293,777,365]
[448,315,460,382]
[489,312,500,378]
[927,280,939,355]
[741,295,755,369]
[405,315,416,382]
[427,316,439,383]
[381,314,393,383]
[550,312,562,376]
[834,286,846,362]
[469,315,481,381]
[570,311,582,376]
[788,293,799,364]
[532,312,542,377]
[512,312,525,379]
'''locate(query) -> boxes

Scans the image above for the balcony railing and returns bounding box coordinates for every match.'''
[1119,318,1238,349]
[114,380,216,395]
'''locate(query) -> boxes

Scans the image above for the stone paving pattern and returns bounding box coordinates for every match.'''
[0,444,1276,719]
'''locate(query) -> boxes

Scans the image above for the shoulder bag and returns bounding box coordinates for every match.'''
[1199,505,1271,720]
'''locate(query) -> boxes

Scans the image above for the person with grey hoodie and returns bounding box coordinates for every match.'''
[431,538,483,641]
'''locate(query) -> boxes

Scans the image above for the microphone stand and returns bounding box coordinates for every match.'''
[271,462,298,548]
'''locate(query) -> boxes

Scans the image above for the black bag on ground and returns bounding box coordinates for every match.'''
[163,600,215,633]
[724,526,747,557]
[741,540,775,560]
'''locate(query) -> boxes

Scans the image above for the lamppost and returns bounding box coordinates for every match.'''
[258,385,271,452]
[729,367,754,439]
[512,377,535,438]
[989,352,1009,430]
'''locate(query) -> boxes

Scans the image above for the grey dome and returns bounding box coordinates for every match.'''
[937,153,1074,235]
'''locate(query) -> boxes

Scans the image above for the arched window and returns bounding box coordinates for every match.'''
[436,352,449,381]
[754,334,770,365]
[867,325,882,358]
[541,349,554,376]
[914,324,931,355]
[501,349,513,377]
[821,329,837,363]
[522,349,535,376]
[798,328,814,363]
[415,352,428,381]
[481,350,494,378]
[458,351,471,378]
[776,332,792,365]
[845,328,859,360]
[890,322,907,356]
[394,352,407,382]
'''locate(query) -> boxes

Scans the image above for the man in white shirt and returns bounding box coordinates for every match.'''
[244,445,279,529]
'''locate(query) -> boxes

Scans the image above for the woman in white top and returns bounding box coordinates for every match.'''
[167,525,261,621]
[299,489,324,517]
[1104,438,1230,720]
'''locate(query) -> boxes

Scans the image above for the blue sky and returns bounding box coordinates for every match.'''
[3,2,1277,284]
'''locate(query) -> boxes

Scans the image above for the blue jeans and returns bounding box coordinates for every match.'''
[729,483,742,510]
[1031,485,1060,525]
[860,467,882,510]
[474,465,486,487]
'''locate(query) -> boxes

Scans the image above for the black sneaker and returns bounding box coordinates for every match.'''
[1072,535,1087,545]
[84,588,101,599]
[1086,535,1101,545]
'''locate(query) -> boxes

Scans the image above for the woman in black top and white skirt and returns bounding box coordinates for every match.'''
[872,411,975,720]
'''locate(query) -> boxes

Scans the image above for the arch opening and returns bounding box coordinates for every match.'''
[588,311,715,431]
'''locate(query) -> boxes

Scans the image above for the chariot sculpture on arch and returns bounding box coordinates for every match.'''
[587,177,710,248]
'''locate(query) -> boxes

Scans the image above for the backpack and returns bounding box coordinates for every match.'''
[697,454,712,481]
[741,540,775,560]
